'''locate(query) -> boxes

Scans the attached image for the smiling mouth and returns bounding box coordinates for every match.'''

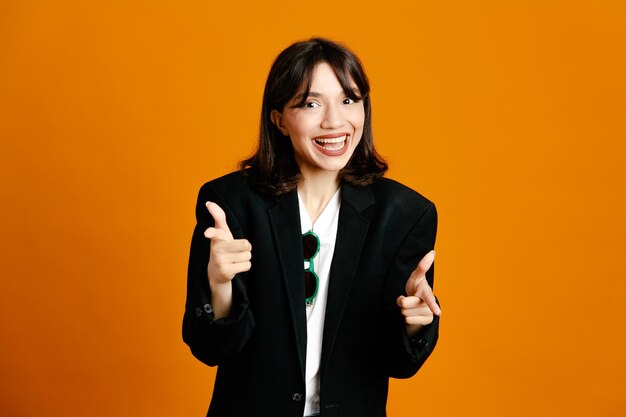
[313,135,348,150]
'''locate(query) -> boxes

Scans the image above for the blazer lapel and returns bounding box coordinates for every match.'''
[267,190,307,379]
[321,184,374,373]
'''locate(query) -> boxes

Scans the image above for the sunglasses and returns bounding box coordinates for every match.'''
[302,231,320,306]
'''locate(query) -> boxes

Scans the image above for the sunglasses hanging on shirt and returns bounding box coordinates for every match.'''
[302,231,320,306]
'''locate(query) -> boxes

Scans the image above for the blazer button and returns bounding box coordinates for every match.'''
[203,303,213,314]
[195,306,203,317]
[291,392,303,402]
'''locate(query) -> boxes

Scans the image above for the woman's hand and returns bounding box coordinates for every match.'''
[204,201,252,318]
[396,250,441,336]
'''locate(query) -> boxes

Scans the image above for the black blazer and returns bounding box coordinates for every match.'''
[183,171,439,417]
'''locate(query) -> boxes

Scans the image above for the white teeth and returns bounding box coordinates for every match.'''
[314,135,347,151]
[313,135,347,144]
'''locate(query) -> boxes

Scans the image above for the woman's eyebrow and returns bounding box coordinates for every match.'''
[294,91,321,100]
[295,89,359,100]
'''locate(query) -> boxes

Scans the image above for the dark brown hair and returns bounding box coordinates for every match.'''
[240,37,388,195]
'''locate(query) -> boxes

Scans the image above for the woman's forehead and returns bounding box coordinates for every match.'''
[296,62,360,97]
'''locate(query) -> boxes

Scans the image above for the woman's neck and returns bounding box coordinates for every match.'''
[297,170,340,225]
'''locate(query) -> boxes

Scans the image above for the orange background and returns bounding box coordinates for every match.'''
[1,1,625,416]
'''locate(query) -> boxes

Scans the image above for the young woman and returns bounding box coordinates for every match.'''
[183,38,440,417]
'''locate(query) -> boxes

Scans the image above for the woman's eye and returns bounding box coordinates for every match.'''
[305,101,320,108]
[343,98,357,105]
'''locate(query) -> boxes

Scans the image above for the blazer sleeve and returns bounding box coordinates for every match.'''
[182,182,255,367]
[382,201,439,379]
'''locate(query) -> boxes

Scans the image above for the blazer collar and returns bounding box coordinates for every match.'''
[267,190,307,378]
[321,183,373,373]
[341,182,375,212]
[267,183,375,380]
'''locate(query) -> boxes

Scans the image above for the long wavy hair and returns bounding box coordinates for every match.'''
[240,37,388,195]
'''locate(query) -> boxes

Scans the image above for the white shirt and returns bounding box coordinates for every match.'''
[298,188,341,417]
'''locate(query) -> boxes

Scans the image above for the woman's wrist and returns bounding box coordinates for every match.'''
[209,280,233,319]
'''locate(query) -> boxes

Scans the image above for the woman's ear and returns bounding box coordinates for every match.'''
[270,110,288,136]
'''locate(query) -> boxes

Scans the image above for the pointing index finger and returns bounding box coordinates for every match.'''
[205,201,234,240]
[414,250,435,277]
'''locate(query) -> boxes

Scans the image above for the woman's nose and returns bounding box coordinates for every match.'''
[320,103,344,129]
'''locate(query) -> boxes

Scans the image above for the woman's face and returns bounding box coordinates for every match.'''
[271,62,365,178]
